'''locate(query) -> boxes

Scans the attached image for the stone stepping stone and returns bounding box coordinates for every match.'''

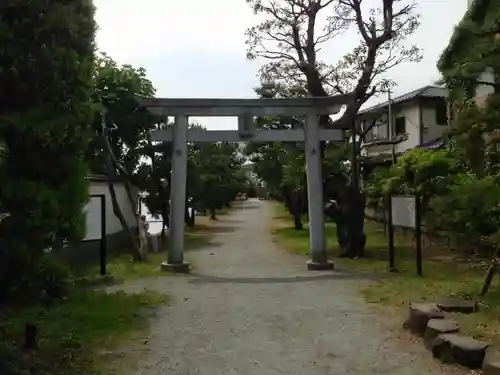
[431,333,488,369]
[403,302,444,336]
[483,352,500,375]
[424,318,459,349]
[437,297,478,314]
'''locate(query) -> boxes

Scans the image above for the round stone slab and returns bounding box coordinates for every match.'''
[483,351,500,375]
[404,302,444,336]
[431,333,488,369]
[424,319,459,350]
[437,297,478,314]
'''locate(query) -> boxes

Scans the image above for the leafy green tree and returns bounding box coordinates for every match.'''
[189,140,245,220]
[0,0,96,301]
[245,82,309,228]
[427,175,500,252]
[246,0,422,257]
[383,148,462,208]
[90,53,157,261]
[135,120,173,239]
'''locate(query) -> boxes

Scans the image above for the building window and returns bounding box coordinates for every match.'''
[435,101,448,125]
[395,116,406,135]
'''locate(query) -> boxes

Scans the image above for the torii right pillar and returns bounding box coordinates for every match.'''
[304,112,334,270]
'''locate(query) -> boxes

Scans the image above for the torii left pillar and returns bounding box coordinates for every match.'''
[161,114,190,273]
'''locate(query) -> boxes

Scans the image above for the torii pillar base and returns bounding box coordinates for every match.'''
[161,262,191,274]
[306,260,335,271]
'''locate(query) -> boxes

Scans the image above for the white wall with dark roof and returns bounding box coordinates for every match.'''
[83,181,138,240]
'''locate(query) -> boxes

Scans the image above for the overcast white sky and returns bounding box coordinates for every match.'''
[94,0,468,130]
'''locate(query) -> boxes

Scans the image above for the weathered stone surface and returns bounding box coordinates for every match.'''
[483,352,500,375]
[424,319,459,350]
[431,333,488,369]
[437,297,478,314]
[404,302,444,336]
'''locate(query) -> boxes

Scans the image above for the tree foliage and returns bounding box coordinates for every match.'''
[246,0,421,125]
[189,140,246,220]
[246,0,421,257]
[90,53,158,260]
[0,0,96,302]
[364,146,500,251]
[247,81,350,229]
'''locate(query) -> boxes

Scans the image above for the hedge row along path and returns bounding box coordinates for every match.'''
[111,199,468,375]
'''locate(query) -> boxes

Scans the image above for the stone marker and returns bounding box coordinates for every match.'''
[431,333,488,369]
[437,297,478,314]
[424,319,459,350]
[404,303,444,336]
[483,351,500,375]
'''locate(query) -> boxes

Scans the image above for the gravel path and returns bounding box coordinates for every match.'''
[116,199,466,375]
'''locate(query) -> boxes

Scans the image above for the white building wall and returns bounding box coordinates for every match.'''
[421,105,447,143]
[363,99,448,156]
[83,181,138,240]
[394,103,421,154]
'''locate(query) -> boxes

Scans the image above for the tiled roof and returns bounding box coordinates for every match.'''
[358,85,447,115]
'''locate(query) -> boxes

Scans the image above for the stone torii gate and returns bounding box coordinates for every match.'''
[137,95,351,272]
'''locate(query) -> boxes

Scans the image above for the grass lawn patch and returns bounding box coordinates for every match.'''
[0,289,167,375]
[271,202,413,272]
[270,201,500,345]
[80,215,219,281]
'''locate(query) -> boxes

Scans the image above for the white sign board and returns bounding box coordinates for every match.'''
[391,195,416,229]
[83,196,102,241]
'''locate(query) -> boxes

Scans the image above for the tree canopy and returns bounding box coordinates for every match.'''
[246,0,421,126]
[0,0,96,302]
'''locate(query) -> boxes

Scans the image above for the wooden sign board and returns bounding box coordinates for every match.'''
[390,195,416,229]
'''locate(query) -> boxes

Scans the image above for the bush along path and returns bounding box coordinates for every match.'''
[108,199,468,375]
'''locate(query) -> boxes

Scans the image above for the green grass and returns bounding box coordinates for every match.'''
[0,289,168,375]
[80,221,216,281]
[271,202,414,271]
[271,201,500,346]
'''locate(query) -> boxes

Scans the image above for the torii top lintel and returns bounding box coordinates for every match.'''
[135,93,353,117]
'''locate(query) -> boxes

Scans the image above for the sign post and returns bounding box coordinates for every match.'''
[389,195,423,276]
[415,193,423,276]
[386,195,396,272]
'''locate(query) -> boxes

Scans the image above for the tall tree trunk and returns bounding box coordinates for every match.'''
[210,206,217,220]
[348,132,366,257]
[100,111,140,261]
[160,202,170,243]
[284,192,303,230]
[105,159,141,262]
[292,212,303,230]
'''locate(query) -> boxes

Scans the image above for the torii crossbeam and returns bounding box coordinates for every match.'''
[136,94,352,272]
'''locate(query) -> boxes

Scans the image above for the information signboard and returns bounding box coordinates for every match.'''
[390,195,416,229]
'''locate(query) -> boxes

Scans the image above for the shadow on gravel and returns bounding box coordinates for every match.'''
[185,241,224,252]
[218,219,243,225]
[187,272,375,284]
[233,202,260,210]
[204,226,236,234]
